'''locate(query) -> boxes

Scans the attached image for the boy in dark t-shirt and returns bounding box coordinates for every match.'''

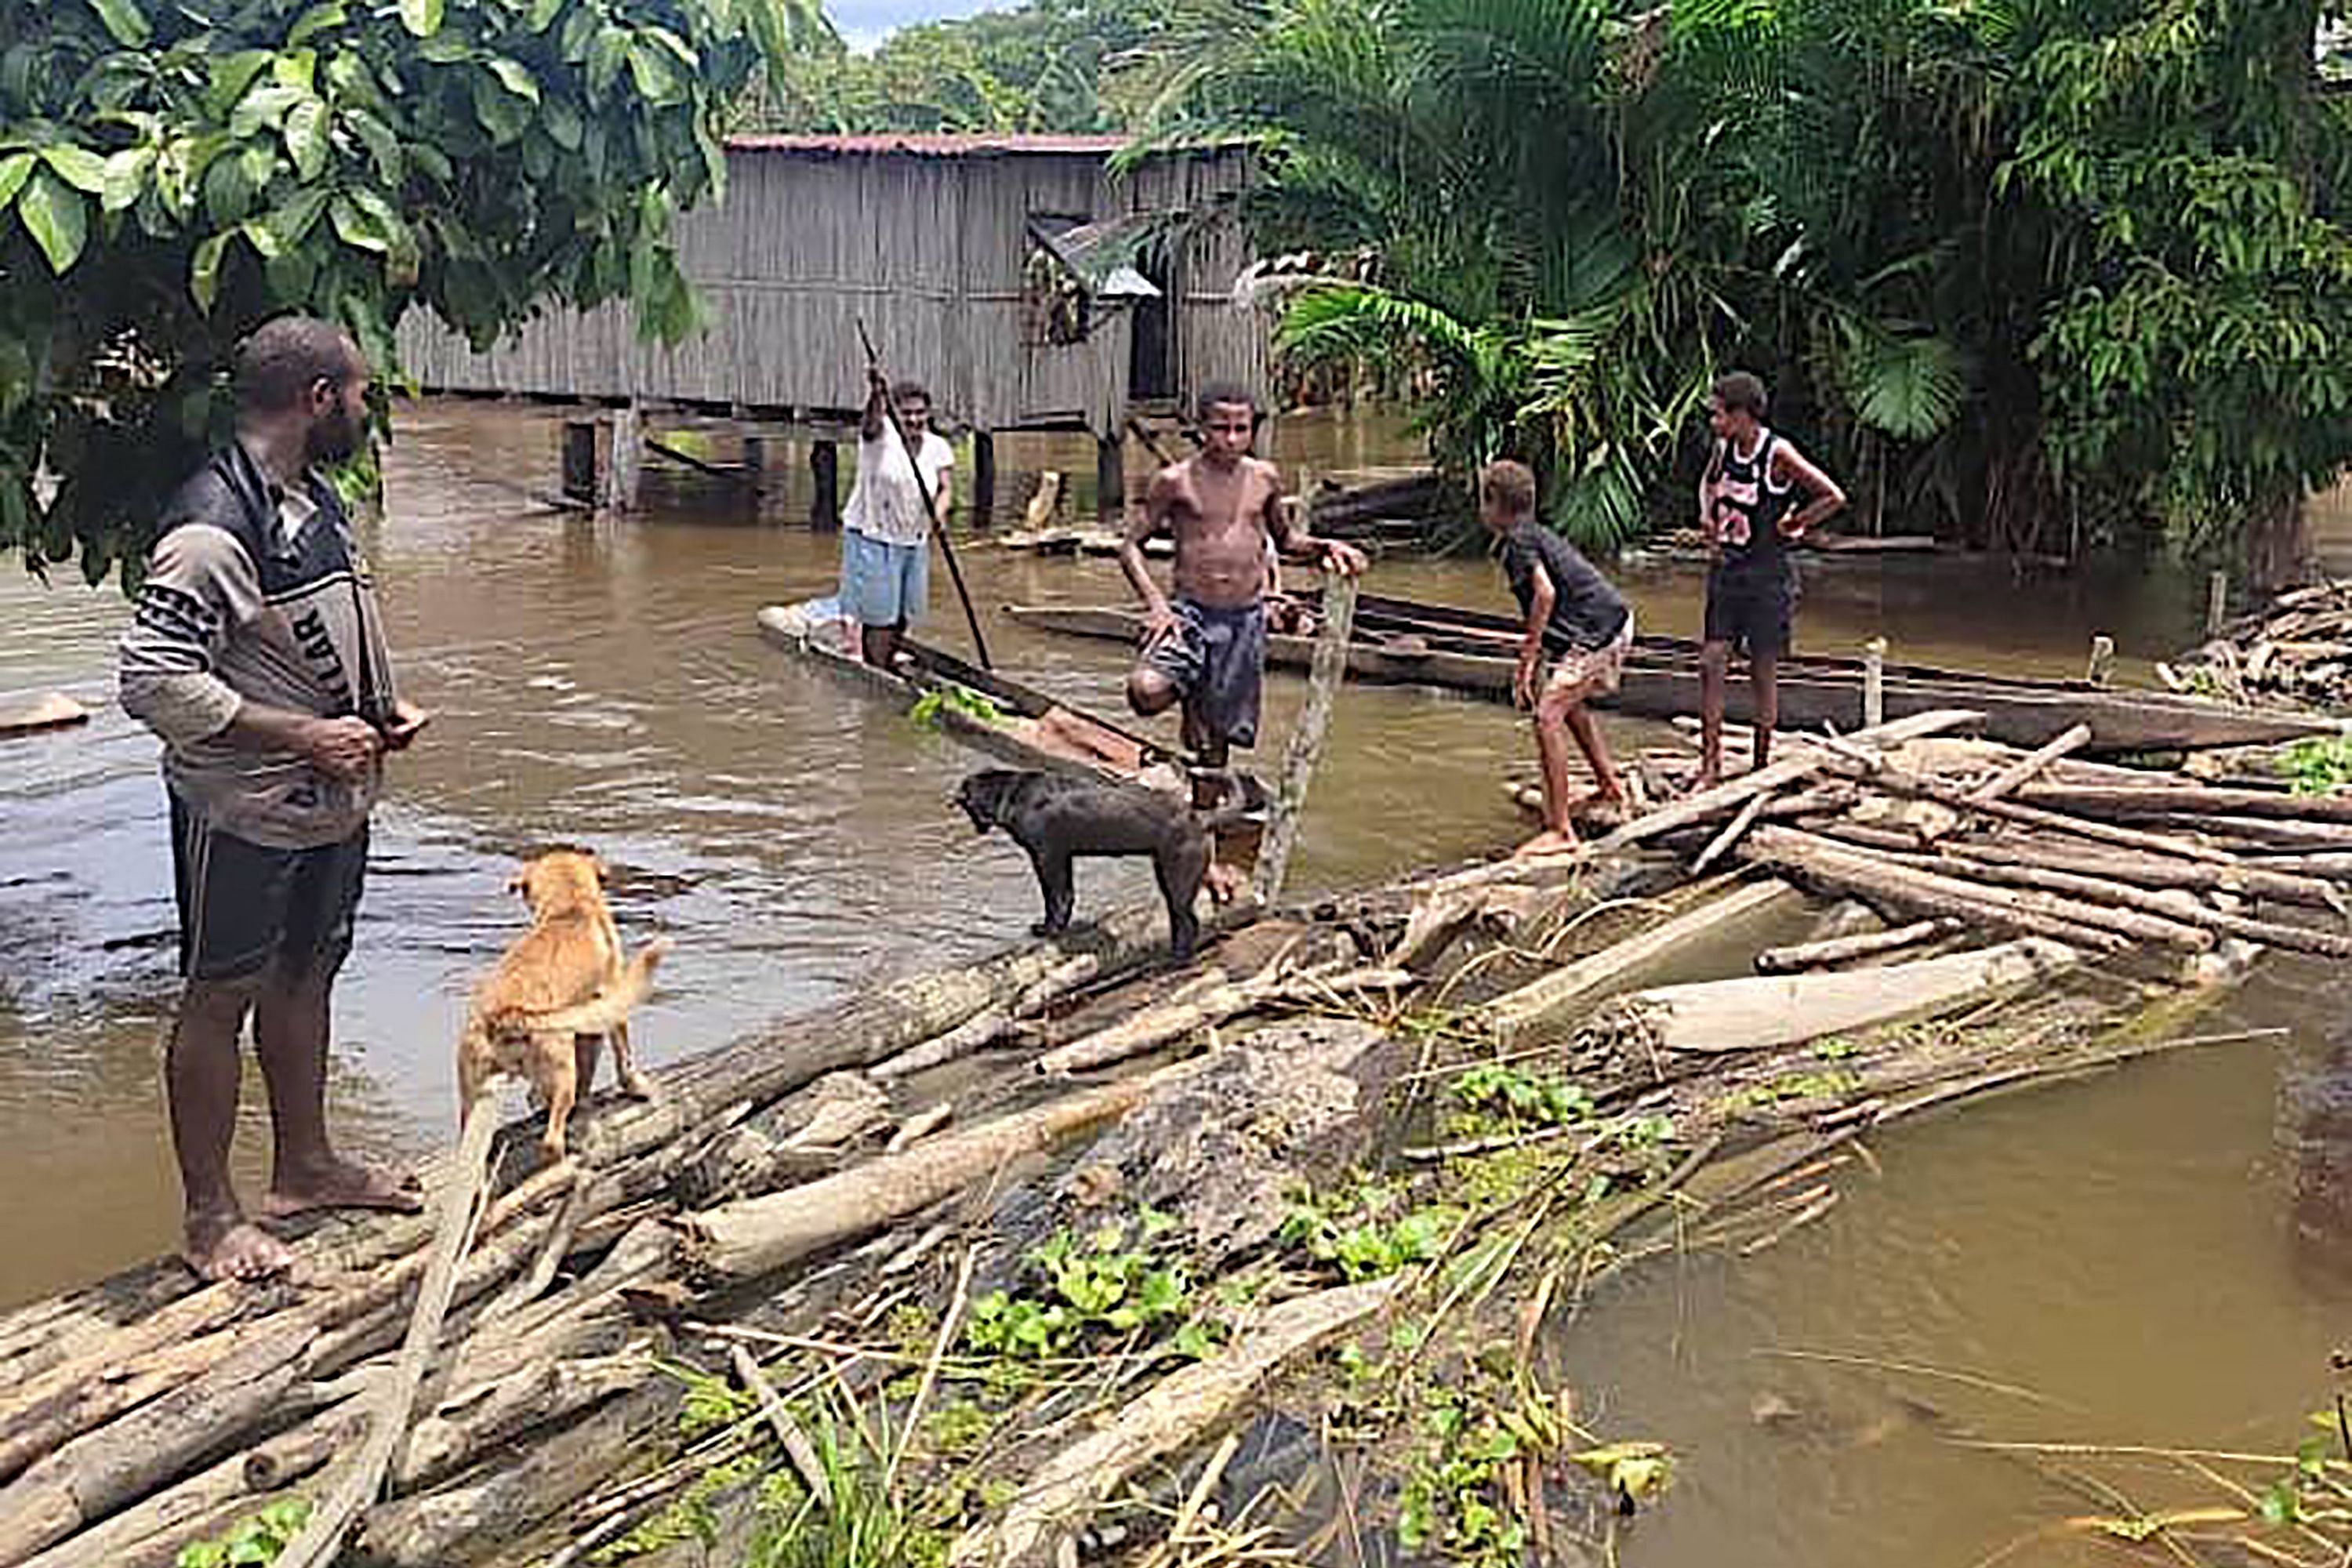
[1483,459,1633,857]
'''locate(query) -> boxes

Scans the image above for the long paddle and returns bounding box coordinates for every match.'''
[855,318,993,670]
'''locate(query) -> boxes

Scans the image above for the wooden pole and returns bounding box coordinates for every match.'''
[742,434,768,495]
[560,421,597,504]
[2085,634,2115,688]
[1252,573,1359,904]
[971,430,996,532]
[2206,570,2229,638]
[608,400,641,513]
[810,441,840,532]
[1096,431,1125,529]
[1862,637,1887,729]
[1969,722,2092,804]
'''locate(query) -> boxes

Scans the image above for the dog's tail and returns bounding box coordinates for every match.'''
[515,936,673,1034]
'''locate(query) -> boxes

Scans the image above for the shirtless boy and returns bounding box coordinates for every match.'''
[1118,384,1367,891]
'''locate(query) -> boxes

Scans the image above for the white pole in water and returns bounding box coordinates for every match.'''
[609,397,643,513]
[1863,637,1887,730]
[2207,570,2229,638]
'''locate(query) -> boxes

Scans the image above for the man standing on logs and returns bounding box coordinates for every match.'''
[1697,370,1847,788]
[118,316,430,1281]
[840,366,953,670]
[1120,383,1367,896]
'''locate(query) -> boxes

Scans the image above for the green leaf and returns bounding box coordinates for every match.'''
[288,2,347,45]
[205,53,275,121]
[471,75,530,143]
[328,193,388,252]
[0,152,37,210]
[626,40,683,104]
[100,147,152,212]
[398,0,445,38]
[284,100,329,180]
[526,0,564,29]
[189,229,234,310]
[230,85,307,141]
[85,0,151,48]
[19,173,89,274]
[485,56,540,103]
[40,147,109,196]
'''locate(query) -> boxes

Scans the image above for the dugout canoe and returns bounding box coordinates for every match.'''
[756,601,1192,790]
[1000,593,2339,754]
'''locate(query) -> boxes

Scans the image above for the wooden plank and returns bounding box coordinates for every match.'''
[1484,877,1804,1046]
[1626,938,2083,1054]
[1253,575,1358,903]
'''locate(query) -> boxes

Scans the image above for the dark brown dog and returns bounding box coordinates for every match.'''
[956,769,1254,960]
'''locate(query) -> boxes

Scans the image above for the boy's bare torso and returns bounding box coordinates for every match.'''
[1152,455,1287,609]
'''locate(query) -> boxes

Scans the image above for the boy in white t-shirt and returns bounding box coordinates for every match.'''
[840,368,953,668]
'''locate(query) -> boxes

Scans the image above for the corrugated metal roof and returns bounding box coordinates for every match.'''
[723,132,1133,158]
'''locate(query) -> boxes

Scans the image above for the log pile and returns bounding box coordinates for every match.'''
[0,711,2320,1568]
[2170,579,2352,708]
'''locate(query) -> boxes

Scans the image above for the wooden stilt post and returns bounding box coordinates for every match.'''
[742,433,768,495]
[971,430,996,532]
[810,440,840,532]
[608,399,642,512]
[1096,431,1124,529]
[2206,570,2229,638]
[1253,573,1360,905]
[2086,634,2115,688]
[561,421,597,505]
[1862,637,1887,729]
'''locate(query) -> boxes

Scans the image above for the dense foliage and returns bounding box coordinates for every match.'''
[0,0,815,588]
[742,0,1168,134]
[1134,0,2352,575]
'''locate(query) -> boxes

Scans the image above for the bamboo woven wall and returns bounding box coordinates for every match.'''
[394,138,1262,435]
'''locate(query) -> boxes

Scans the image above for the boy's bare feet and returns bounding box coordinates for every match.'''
[260,1155,424,1219]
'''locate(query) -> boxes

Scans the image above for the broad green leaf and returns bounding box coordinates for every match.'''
[526,0,564,29]
[202,150,256,223]
[205,53,274,120]
[485,56,539,103]
[284,100,329,180]
[271,50,317,93]
[190,229,233,310]
[230,85,307,141]
[471,75,529,143]
[0,153,36,210]
[626,40,682,104]
[100,147,151,212]
[350,112,401,185]
[288,2,348,45]
[85,0,151,48]
[18,172,89,274]
[328,193,388,252]
[264,187,328,247]
[543,96,583,151]
[587,28,629,96]
[398,0,444,38]
[408,143,453,183]
[40,147,110,195]
[240,216,284,260]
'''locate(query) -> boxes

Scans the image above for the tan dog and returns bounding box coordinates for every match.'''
[458,850,670,1161]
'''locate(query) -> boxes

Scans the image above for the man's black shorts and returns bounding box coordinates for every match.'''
[1703,566,1796,659]
[169,793,368,983]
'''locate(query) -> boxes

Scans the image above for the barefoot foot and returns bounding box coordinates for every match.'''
[260,1156,424,1219]
[185,1211,295,1283]
[1512,829,1584,859]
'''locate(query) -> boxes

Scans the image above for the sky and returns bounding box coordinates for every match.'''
[829,0,1004,49]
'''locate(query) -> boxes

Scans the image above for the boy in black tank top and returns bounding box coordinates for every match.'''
[1696,371,1847,788]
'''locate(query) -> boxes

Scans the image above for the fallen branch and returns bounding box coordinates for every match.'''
[1969,724,2093,804]
[1755,919,1962,974]
[947,1277,1400,1568]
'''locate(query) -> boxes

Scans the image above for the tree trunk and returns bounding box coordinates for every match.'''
[2245,491,2314,596]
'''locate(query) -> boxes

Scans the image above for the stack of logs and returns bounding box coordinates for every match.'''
[1607,709,2352,970]
[2169,579,2352,708]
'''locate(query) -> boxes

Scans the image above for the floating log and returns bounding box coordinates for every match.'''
[1882,851,2352,958]
[947,1277,1400,1568]
[1737,827,2165,953]
[2011,783,2352,825]
[1931,837,2345,913]
[1620,938,2083,1054]
[1485,878,1802,1046]
[681,1059,1207,1283]
[1755,920,1962,973]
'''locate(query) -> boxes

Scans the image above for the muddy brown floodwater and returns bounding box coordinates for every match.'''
[0,401,2347,1565]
